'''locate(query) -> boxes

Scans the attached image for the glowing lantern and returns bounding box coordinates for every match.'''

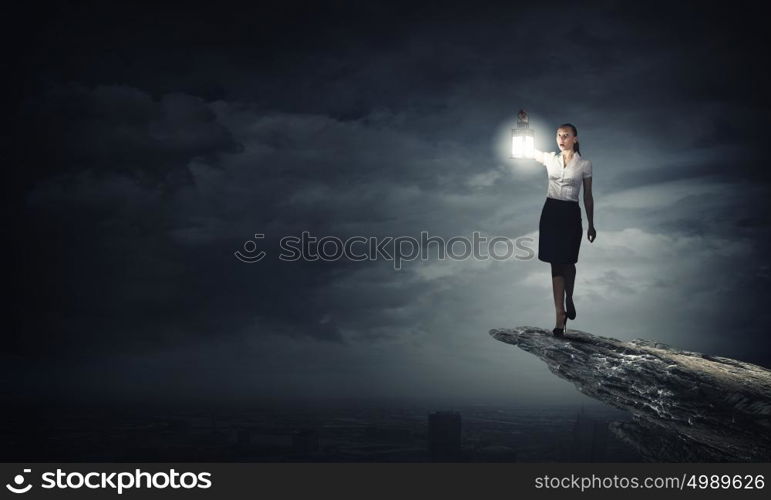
[511,109,534,158]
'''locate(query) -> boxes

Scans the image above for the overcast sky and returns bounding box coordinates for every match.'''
[5,1,771,409]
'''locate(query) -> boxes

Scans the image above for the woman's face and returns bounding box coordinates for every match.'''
[556,128,578,153]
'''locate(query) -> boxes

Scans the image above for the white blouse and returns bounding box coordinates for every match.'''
[543,151,592,202]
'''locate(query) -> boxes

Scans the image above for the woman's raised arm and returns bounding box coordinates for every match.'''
[530,149,546,165]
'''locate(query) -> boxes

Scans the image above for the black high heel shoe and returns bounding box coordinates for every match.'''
[552,311,567,337]
[566,298,576,320]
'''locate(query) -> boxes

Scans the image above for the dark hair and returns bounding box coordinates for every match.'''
[557,123,580,155]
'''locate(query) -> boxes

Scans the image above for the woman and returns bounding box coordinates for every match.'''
[530,124,596,337]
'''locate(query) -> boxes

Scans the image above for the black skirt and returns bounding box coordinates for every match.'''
[538,197,583,264]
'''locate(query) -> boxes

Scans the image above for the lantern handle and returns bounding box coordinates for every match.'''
[517,109,529,127]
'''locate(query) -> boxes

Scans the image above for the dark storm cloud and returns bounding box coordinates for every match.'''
[18,83,242,189]
[7,1,771,405]
[13,85,467,358]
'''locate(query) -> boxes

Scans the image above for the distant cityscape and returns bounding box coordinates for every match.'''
[1,402,642,462]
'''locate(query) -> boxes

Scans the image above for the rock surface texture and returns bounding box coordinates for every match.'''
[490,326,771,462]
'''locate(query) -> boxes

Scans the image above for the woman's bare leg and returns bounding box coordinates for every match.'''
[564,263,576,317]
[551,263,567,329]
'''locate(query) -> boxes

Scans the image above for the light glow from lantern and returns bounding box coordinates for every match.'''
[511,130,534,158]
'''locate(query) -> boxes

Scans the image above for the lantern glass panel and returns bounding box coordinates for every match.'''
[511,128,534,158]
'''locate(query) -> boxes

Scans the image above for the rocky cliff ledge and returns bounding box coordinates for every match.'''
[489,326,771,462]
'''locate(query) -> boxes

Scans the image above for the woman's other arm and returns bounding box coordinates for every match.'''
[583,176,596,242]
[530,149,546,164]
